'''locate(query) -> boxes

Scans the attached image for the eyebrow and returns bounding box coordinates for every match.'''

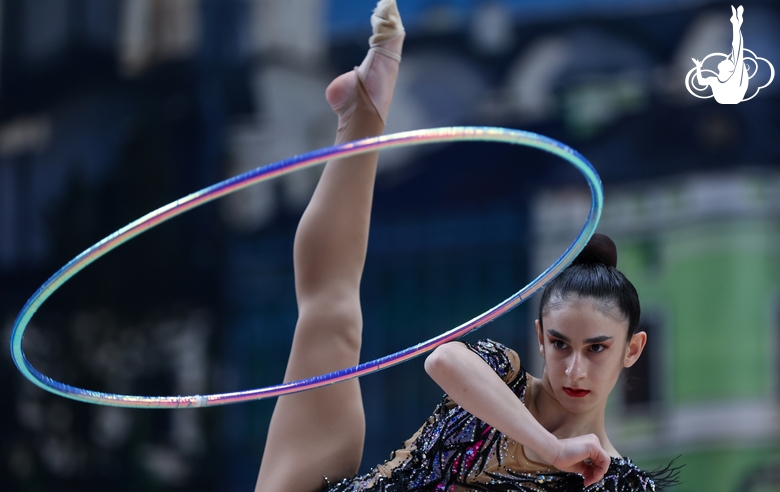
[547,329,613,345]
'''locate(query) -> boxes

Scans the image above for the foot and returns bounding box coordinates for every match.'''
[730,5,743,26]
[326,0,405,127]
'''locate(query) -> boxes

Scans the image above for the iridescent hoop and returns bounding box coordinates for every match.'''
[10,127,603,408]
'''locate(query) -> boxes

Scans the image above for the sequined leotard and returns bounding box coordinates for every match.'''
[325,339,678,492]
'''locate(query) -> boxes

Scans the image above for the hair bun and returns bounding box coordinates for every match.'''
[573,233,617,268]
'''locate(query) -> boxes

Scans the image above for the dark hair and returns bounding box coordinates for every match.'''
[538,233,640,340]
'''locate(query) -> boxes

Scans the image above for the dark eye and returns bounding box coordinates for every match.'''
[589,344,605,353]
[552,340,568,350]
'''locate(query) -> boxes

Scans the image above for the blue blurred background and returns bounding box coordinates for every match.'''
[2,0,779,490]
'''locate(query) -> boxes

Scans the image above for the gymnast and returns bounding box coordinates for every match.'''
[692,5,749,104]
[255,1,677,490]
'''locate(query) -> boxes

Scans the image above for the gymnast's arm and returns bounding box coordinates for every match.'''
[425,342,610,487]
[692,59,711,87]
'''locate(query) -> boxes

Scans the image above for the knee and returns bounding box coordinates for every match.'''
[297,298,363,352]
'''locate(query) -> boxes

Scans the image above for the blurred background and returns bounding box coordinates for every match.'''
[1,0,779,490]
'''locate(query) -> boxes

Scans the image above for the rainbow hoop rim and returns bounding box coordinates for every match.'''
[10,126,603,408]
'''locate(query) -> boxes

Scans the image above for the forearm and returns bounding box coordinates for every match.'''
[425,342,560,464]
[695,67,705,86]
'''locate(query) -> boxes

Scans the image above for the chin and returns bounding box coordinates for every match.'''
[562,400,594,414]
[557,390,600,414]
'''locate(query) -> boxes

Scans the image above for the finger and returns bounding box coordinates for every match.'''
[581,465,606,487]
[597,453,611,474]
[581,452,608,487]
[597,447,611,465]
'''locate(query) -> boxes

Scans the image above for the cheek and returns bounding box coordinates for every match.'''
[545,350,575,378]
[594,355,625,386]
[543,345,566,364]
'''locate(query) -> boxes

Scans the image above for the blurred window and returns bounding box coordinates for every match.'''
[118,0,200,76]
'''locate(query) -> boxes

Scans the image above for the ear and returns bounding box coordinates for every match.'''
[535,319,545,358]
[623,331,647,368]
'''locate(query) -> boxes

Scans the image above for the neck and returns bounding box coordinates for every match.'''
[529,373,615,455]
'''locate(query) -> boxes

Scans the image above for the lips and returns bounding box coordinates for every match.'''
[563,387,590,398]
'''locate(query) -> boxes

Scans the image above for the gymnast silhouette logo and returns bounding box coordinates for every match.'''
[685,5,774,104]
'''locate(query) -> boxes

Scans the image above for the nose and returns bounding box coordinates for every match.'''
[565,353,586,381]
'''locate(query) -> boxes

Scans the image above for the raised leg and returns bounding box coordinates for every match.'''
[729,5,743,62]
[254,2,404,491]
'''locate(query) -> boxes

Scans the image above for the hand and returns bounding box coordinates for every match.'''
[550,434,611,487]
[691,58,702,67]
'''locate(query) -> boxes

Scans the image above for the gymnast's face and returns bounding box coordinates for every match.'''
[535,296,646,415]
